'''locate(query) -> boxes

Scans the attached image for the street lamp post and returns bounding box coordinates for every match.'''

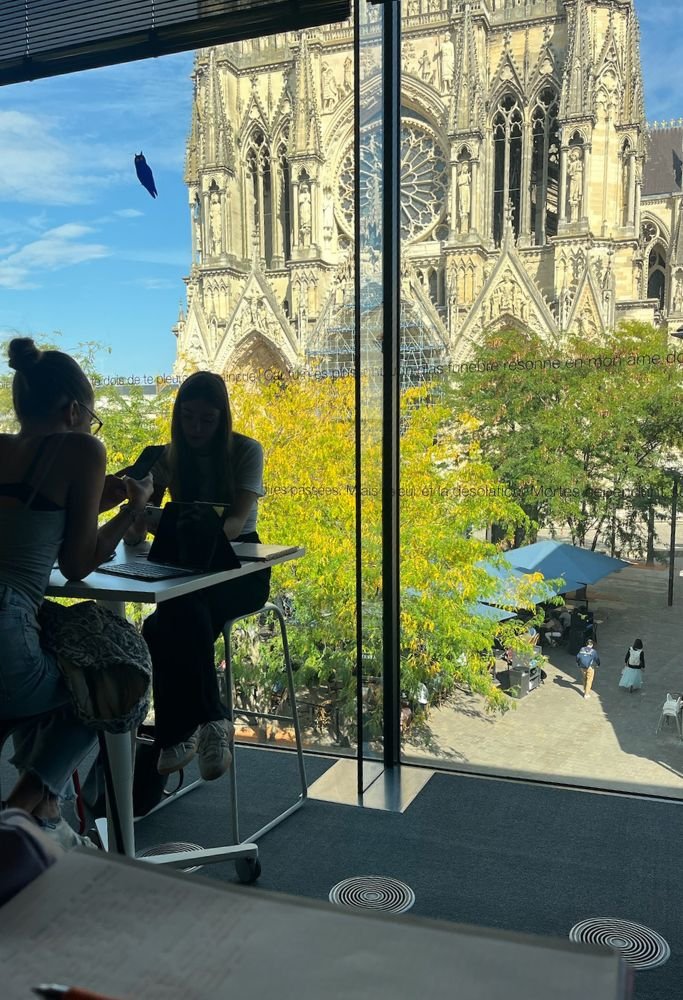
[666,470,680,608]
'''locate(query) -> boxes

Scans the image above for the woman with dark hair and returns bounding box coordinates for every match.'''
[128,371,270,781]
[0,338,154,848]
[620,637,645,693]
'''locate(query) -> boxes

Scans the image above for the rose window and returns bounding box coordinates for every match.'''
[336,118,448,244]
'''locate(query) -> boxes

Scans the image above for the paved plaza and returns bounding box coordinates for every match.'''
[406,540,683,799]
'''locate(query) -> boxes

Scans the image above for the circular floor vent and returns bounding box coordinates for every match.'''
[569,917,670,970]
[329,876,415,914]
[136,842,204,873]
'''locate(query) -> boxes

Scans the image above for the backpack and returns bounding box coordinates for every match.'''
[577,648,595,668]
[628,647,642,667]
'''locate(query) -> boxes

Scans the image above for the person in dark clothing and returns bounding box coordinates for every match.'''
[576,638,600,700]
[127,372,270,782]
[620,638,645,693]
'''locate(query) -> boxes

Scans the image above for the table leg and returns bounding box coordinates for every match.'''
[102,731,136,857]
[97,600,137,857]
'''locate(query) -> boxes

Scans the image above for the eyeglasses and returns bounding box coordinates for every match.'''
[79,401,103,436]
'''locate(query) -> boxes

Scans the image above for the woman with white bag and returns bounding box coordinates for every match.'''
[620,638,645,693]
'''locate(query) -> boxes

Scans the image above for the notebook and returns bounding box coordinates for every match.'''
[98,502,240,581]
[230,542,300,562]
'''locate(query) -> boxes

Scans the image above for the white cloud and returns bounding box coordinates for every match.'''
[118,248,187,267]
[133,277,176,290]
[0,223,109,289]
[115,208,144,218]
[0,110,126,207]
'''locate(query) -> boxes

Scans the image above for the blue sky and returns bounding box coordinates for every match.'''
[0,52,194,378]
[0,2,679,377]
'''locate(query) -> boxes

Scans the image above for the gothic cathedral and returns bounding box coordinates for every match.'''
[174,0,683,380]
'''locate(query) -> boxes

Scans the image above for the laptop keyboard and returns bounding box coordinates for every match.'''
[97,562,195,581]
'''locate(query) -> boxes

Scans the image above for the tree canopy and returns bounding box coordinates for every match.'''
[449,323,683,557]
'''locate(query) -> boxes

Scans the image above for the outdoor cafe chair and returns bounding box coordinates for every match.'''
[655,694,683,739]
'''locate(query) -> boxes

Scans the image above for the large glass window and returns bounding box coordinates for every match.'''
[530,87,560,244]
[492,93,523,245]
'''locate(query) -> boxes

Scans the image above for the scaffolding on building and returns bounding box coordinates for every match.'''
[305,265,449,397]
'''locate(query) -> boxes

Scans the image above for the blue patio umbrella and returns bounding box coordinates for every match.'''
[467,602,517,623]
[504,540,629,588]
[476,560,578,605]
[404,587,516,622]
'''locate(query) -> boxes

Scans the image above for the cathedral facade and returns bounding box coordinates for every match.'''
[174,0,683,381]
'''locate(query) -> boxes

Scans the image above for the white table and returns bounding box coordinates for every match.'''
[47,541,304,870]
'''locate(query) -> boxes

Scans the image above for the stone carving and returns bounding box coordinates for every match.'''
[298,300,307,334]
[323,187,335,242]
[403,41,416,76]
[275,197,285,257]
[299,183,312,247]
[567,146,584,223]
[209,191,222,256]
[343,56,353,94]
[438,34,455,93]
[321,63,338,111]
[673,271,683,313]
[457,162,472,233]
[418,49,433,83]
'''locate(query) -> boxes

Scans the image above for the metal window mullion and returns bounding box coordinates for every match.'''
[381,0,401,769]
[353,0,364,796]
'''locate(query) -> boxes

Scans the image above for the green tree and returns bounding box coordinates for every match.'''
[450,323,683,557]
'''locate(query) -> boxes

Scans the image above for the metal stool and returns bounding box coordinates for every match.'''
[222,601,307,845]
[144,602,307,866]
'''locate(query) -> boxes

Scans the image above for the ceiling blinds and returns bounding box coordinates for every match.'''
[0,1,352,85]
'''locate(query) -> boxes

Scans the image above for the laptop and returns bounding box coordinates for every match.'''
[98,502,241,581]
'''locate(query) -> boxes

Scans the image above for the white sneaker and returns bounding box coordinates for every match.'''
[197,720,234,781]
[584,693,591,700]
[37,817,98,851]
[157,729,199,775]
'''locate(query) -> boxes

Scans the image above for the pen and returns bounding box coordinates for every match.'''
[33,986,122,1000]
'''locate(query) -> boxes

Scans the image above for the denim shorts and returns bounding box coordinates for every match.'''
[0,585,96,798]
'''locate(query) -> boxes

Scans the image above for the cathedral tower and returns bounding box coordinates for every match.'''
[175,0,678,379]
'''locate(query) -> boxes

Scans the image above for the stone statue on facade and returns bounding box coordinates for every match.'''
[209,191,222,256]
[323,188,335,242]
[439,34,455,93]
[567,146,584,223]
[298,300,308,334]
[418,49,432,83]
[457,161,472,233]
[299,183,312,247]
[673,271,683,313]
[343,56,353,94]
[321,63,338,111]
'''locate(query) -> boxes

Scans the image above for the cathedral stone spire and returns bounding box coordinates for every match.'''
[449,3,484,137]
[622,1,646,127]
[291,32,322,160]
[204,48,235,172]
[560,0,593,120]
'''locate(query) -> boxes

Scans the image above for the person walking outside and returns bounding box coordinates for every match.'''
[620,638,645,693]
[576,638,600,700]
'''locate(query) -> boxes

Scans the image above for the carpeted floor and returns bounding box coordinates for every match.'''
[135,753,680,1000]
[3,745,680,999]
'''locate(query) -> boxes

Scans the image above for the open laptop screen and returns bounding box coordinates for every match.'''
[148,502,240,572]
